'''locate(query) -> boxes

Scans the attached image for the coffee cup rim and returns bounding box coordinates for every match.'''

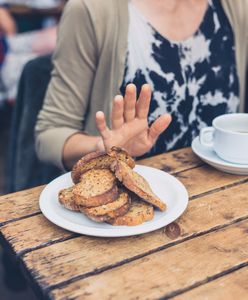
[212,113,248,135]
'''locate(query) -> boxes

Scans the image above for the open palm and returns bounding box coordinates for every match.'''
[95,84,172,157]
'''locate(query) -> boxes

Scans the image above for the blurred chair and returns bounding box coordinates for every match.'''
[6,54,62,193]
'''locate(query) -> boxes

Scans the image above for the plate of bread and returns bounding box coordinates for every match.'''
[39,147,188,237]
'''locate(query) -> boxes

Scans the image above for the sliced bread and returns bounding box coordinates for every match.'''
[71,147,135,183]
[111,160,166,211]
[83,200,130,223]
[108,199,154,226]
[73,169,118,207]
[81,192,130,216]
[81,194,131,223]
[58,187,79,211]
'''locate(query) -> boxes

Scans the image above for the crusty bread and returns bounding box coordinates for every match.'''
[82,195,131,223]
[111,160,166,211]
[81,192,130,216]
[73,169,118,207]
[71,147,135,184]
[58,187,79,211]
[108,200,154,226]
[108,147,135,167]
[82,204,129,223]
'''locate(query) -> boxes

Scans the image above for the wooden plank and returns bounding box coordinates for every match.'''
[0,215,75,255]
[1,162,245,231]
[174,266,248,300]
[1,166,246,254]
[1,148,243,228]
[0,148,199,226]
[50,219,248,300]
[21,183,248,290]
[2,165,247,255]
[138,147,202,172]
[175,165,248,198]
[0,186,44,225]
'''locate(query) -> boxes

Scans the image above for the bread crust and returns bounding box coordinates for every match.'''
[82,199,131,223]
[58,187,79,211]
[71,151,106,184]
[74,184,118,207]
[108,200,154,226]
[111,160,166,211]
[71,147,135,184]
[107,147,135,168]
[81,192,130,216]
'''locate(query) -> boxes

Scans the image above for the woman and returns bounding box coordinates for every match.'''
[35,0,248,170]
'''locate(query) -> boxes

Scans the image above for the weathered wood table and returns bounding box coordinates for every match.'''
[1,147,248,299]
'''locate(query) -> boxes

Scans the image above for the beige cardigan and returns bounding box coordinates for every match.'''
[35,0,248,169]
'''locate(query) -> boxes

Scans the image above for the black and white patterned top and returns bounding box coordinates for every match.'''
[121,0,240,157]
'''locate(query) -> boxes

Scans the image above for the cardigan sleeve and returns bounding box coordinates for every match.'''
[35,0,97,170]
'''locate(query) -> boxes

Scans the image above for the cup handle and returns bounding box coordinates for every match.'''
[200,127,215,148]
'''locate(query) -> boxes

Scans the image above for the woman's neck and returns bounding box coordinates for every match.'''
[132,0,208,42]
[141,0,193,13]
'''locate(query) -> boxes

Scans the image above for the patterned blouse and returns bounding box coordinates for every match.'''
[121,0,240,157]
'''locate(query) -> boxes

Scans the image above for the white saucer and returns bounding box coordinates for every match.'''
[191,136,248,175]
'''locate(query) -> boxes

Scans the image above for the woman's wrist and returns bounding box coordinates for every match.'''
[63,133,104,170]
[94,136,105,152]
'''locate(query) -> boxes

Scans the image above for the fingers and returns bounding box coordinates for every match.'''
[136,84,152,119]
[124,84,137,122]
[111,95,124,129]
[148,114,172,143]
[95,111,111,139]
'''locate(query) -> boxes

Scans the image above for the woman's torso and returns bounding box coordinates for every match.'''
[121,0,240,157]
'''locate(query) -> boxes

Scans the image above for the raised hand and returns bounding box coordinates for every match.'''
[95,84,172,157]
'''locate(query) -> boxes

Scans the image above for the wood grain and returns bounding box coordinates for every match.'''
[138,147,202,172]
[1,148,245,228]
[174,266,248,300]
[50,219,248,300]
[1,148,248,299]
[1,163,245,231]
[0,186,44,225]
[0,215,74,255]
[21,183,248,290]
[175,165,248,198]
[2,165,247,255]
[0,148,199,227]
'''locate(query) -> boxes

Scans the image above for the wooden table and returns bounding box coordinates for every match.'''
[1,147,248,299]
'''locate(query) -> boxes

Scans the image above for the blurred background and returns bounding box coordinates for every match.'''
[0,1,66,299]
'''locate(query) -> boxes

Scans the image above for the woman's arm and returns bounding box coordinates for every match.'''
[63,83,172,170]
[62,133,102,170]
[35,0,98,170]
[36,0,171,171]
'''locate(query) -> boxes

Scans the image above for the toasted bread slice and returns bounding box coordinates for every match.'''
[108,200,154,226]
[111,160,166,211]
[73,169,118,207]
[59,187,79,211]
[81,192,130,216]
[71,147,135,183]
[82,197,131,223]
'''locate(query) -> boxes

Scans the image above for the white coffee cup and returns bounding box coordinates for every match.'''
[200,113,248,164]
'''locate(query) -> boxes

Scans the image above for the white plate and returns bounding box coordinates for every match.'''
[192,136,248,175]
[39,165,188,237]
